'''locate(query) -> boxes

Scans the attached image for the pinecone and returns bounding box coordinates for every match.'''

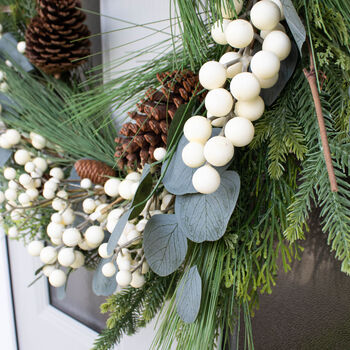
[115,70,205,169]
[74,159,115,185]
[25,0,91,75]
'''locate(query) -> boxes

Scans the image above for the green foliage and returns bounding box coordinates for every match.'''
[93,273,174,350]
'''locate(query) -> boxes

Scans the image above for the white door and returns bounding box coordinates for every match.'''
[0,2,174,350]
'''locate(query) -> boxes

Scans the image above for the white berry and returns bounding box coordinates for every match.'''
[211,19,231,45]
[263,30,292,61]
[5,129,21,145]
[44,179,58,192]
[49,269,66,287]
[118,179,135,200]
[0,135,11,149]
[116,270,132,287]
[58,248,75,267]
[192,165,221,194]
[250,1,281,31]
[82,198,96,214]
[51,213,62,224]
[117,258,131,271]
[62,228,81,247]
[78,239,93,251]
[225,20,254,48]
[50,167,64,180]
[17,41,26,53]
[204,136,234,167]
[70,251,85,269]
[221,0,243,18]
[24,162,35,173]
[205,88,234,117]
[130,271,146,288]
[108,208,124,222]
[40,246,58,264]
[104,178,121,197]
[182,142,206,168]
[250,51,280,80]
[269,0,285,19]
[61,208,75,225]
[56,190,68,199]
[230,73,261,101]
[43,265,55,277]
[219,52,243,79]
[260,23,286,39]
[0,82,8,92]
[126,172,142,182]
[5,188,17,201]
[199,61,227,90]
[52,198,65,211]
[102,262,116,277]
[98,243,112,258]
[14,149,30,165]
[184,116,212,143]
[234,96,265,121]
[18,193,30,205]
[8,180,18,190]
[80,178,92,189]
[153,147,166,161]
[33,157,48,172]
[85,225,104,246]
[225,117,255,147]
[255,73,279,89]
[27,240,44,256]
[43,189,55,200]
[8,226,18,238]
[4,167,16,180]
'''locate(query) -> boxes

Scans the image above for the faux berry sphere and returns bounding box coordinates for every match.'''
[51,213,62,224]
[5,188,17,201]
[224,117,255,147]
[234,96,265,121]
[83,198,96,214]
[211,19,231,45]
[192,164,221,194]
[211,117,226,127]
[43,189,55,200]
[80,178,92,189]
[52,198,65,211]
[5,129,21,145]
[104,178,121,197]
[154,147,167,161]
[43,265,55,277]
[24,161,35,173]
[219,52,242,79]
[102,262,117,277]
[40,246,58,264]
[4,167,16,180]
[125,172,141,182]
[98,243,112,259]
[255,73,279,89]
[130,271,146,288]
[27,241,44,256]
[260,23,286,39]
[199,61,227,90]
[19,173,33,187]
[116,270,132,287]
[108,208,124,222]
[62,228,82,247]
[204,136,234,167]
[14,149,30,165]
[17,41,26,53]
[119,179,135,200]
[70,251,85,269]
[230,73,261,101]
[225,19,254,48]
[50,167,64,180]
[85,225,104,246]
[118,258,131,271]
[182,142,206,168]
[18,192,31,205]
[61,209,75,225]
[250,0,281,30]
[58,248,75,267]
[221,0,243,18]
[250,51,280,80]
[184,116,212,143]
[269,0,285,19]
[205,88,234,117]
[49,269,67,288]
[0,135,11,149]
[263,30,292,60]
[8,226,18,238]
[33,157,48,172]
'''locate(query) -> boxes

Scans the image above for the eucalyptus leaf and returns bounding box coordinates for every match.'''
[92,257,117,296]
[167,98,197,148]
[281,0,306,54]
[0,148,12,167]
[0,33,33,72]
[176,265,202,324]
[107,209,131,255]
[260,41,298,106]
[143,214,188,276]
[129,164,153,220]
[162,129,231,195]
[175,171,240,243]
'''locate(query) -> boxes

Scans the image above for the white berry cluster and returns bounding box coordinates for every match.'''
[99,189,174,289]
[181,0,291,195]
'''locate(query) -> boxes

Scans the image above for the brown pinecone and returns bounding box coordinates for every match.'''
[115,70,205,169]
[25,0,91,75]
[74,159,115,185]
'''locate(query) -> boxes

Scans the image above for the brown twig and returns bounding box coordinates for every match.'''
[303,39,338,192]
